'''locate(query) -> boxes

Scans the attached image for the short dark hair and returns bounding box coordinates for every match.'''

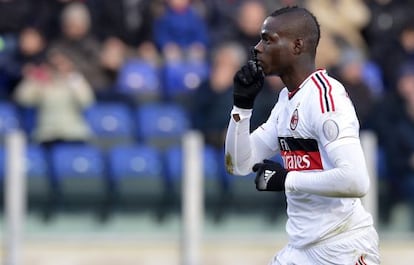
[270,6,320,53]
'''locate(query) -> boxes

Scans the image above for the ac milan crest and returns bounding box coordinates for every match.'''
[290,109,299,130]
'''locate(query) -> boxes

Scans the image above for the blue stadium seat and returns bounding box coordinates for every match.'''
[50,144,107,207]
[26,145,50,203]
[26,145,48,177]
[0,102,20,137]
[116,59,161,103]
[0,144,48,178]
[0,145,50,208]
[135,103,190,149]
[164,144,225,218]
[108,144,164,210]
[163,60,209,100]
[85,103,135,149]
[164,145,219,182]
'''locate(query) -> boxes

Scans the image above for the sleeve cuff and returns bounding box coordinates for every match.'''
[231,106,253,120]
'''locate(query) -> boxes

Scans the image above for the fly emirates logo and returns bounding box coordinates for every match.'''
[278,137,323,171]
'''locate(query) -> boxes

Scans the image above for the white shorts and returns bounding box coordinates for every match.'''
[269,226,380,265]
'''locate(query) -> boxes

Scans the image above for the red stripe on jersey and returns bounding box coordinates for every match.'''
[311,76,325,113]
[360,256,367,265]
[355,255,367,265]
[320,72,335,111]
[280,150,323,171]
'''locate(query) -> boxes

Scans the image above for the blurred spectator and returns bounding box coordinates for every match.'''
[153,0,209,62]
[13,48,95,148]
[251,76,281,131]
[0,0,31,34]
[263,0,304,11]
[315,31,341,70]
[307,0,371,52]
[90,0,161,71]
[377,19,414,89]
[202,0,303,48]
[202,0,242,47]
[99,37,130,90]
[50,2,109,91]
[0,0,31,98]
[23,0,77,41]
[366,63,414,228]
[362,0,414,67]
[18,27,47,68]
[1,27,49,99]
[192,42,246,149]
[330,48,380,128]
[90,0,155,47]
[231,0,268,54]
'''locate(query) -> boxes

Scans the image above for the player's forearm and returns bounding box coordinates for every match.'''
[225,108,254,175]
[225,107,275,176]
[285,140,370,197]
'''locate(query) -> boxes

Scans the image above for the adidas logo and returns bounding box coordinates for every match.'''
[264,170,275,183]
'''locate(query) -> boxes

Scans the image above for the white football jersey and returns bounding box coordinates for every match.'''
[255,69,374,247]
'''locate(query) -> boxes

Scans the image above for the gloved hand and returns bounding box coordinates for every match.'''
[253,159,288,191]
[233,50,264,109]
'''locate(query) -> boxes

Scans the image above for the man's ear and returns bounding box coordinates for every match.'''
[293,39,303,55]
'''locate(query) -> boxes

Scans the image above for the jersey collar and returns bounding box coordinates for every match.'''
[288,69,326,100]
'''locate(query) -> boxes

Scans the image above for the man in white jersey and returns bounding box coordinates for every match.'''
[225,6,380,265]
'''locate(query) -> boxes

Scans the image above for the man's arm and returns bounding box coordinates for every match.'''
[225,106,276,176]
[285,138,370,197]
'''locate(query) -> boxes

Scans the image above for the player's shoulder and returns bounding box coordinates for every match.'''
[305,69,346,96]
[304,70,349,114]
[278,87,290,98]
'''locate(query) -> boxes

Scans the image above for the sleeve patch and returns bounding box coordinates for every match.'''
[322,119,339,142]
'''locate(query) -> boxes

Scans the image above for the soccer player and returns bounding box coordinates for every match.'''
[225,6,380,265]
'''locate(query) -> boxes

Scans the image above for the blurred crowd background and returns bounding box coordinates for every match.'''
[0,0,414,234]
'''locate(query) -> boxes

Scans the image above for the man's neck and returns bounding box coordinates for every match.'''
[280,65,316,92]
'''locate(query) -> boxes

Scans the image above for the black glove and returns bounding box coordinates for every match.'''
[253,159,288,191]
[233,51,264,109]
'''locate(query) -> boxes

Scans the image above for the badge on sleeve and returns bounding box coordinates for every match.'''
[322,119,339,142]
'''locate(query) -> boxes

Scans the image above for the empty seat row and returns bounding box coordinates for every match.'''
[0,143,222,189]
[0,142,286,222]
[116,59,210,102]
[0,143,228,212]
[0,102,192,149]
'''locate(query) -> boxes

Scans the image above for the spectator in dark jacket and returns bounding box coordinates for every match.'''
[192,42,245,149]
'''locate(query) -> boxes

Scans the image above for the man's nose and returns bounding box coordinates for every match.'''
[254,41,262,55]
